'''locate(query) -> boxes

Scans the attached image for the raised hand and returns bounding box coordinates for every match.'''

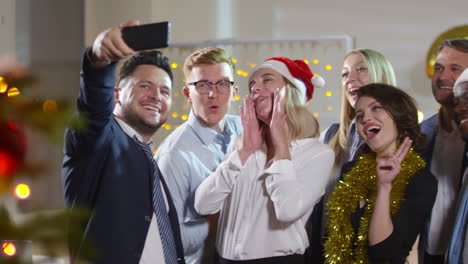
[91,20,138,62]
[238,95,264,164]
[376,137,413,186]
[269,87,291,161]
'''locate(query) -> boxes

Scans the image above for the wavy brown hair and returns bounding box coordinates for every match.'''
[357,83,426,154]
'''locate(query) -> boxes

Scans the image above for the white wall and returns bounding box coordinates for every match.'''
[0,0,15,56]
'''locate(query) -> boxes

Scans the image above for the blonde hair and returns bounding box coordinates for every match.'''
[329,49,396,163]
[183,47,235,76]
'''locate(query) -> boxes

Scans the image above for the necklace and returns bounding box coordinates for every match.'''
[324,148,425,264]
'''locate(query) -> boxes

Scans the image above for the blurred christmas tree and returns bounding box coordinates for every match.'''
[0,55,89,264]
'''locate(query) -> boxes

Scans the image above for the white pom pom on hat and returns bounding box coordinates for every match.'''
[255,57,325,102]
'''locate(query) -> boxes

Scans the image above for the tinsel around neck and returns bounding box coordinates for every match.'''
[323,148,425,264]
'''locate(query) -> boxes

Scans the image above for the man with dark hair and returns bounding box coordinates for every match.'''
[62,20,185,264]
[447,68,468,264]
[154,47,242,264]
[421,38,468,263]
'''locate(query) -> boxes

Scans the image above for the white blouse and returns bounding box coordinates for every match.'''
[194,137,334,260]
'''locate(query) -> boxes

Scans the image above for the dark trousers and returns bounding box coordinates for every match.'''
[219,254,304,264]
[423,251,445,264]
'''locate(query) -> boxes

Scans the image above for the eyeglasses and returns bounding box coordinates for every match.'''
[186,80,234,95]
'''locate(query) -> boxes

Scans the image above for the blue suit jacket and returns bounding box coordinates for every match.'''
[62,51,185,264]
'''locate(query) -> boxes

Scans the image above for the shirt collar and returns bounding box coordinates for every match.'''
[114,116,154,149]
[188,111,232,145]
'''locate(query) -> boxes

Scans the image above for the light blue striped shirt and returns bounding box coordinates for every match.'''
[155,112,242,264]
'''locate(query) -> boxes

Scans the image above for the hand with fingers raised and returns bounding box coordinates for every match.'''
[376,137,413,187]
[238,95,264,165]
[269,88,291,161]
[91,20,139,63]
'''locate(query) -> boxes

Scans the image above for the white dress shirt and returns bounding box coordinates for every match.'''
[194,137,334,260]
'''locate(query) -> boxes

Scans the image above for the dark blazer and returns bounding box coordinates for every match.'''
[62,51,185,264]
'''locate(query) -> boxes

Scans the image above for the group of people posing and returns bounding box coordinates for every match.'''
[61,20,468,264]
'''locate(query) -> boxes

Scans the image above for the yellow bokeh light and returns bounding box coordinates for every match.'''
[43,99,58,112]
[327,106,333,111]
[313,59,319,64]
[313,112,319,117]
[418,110,424,124]
[7,87,20,97]
[153,149,157,155]
[172,112,179,118]
[175,125,180,129]
[181,114,188,120]
[0,76,3,81]
[326,91,332,97]
[232,58,238,63]
[174,92,180,97]
[314,73,320,77]
[242,72,248,77]
[171,63,178,69]
[303,59,309,64]
[2,242,16,256]
[325,65,332,70]
[165,124,172,130]
[250,63,256,68]
[0,79,7,93]
[15,183,31,199]
[237,70,243,75]
[161,123,166,128]
[234,95,241,101]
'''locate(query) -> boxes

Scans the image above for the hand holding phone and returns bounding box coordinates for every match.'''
[121,21,170,51]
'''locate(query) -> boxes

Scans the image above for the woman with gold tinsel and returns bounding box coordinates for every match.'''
[324,83,437,264]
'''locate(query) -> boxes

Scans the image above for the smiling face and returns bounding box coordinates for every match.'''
[183,63,237,132]
[454,82,468,141]
[114,64,172,140]
[341,53,372,108]
[355,96,398,157]
[432,47,468,106]
[248,67,287,124]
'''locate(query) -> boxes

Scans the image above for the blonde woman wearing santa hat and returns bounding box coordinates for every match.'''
[194,57,334,263]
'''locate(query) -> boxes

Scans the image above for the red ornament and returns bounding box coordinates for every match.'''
[0,121,27,177]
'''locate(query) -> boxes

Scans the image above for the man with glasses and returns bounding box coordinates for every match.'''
[155,47,242,264]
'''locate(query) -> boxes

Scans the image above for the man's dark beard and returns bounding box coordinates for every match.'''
[120,106,162,136]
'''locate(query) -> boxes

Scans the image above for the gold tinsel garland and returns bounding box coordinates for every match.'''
[323,148,425,264]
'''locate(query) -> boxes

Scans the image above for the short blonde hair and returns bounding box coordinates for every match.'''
[183,47,235,76]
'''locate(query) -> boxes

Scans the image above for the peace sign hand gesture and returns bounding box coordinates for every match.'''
[376,137,413,187]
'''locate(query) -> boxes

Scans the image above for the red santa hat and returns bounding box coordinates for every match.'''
[256,57,325,102]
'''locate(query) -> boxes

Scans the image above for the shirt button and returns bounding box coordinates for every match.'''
[144,215,151,222]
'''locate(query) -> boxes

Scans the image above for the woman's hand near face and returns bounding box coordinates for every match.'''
[376,137,413,188]
[238,95,264,165]
[270,88,291,161]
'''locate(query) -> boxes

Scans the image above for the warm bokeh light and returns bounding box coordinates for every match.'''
[165,124,172,130]
[250,63,256,68]
[313,112,319,117]
[327,106,333,111]
[0,79,7,93]
[7,87,20,97]
[0,152,16,176]
[303,59,309,64]
[181,114,188,121]
[171,63,178,68]
[15,183,31,199]
[172,112,179,118]
[232,58,238,63]
[326,91,332,97]
[161,123,166,128]
[43,99,58,112]
[152,149,157,155]
[236,70,243,75]
[313,59,319,64]
[2,242,16,256]
[313,73,320,77]
[242,72,248,77]
[325,65,332,70]
[174,92,180,97]
[418,110,424,123]
[234,95,241,101]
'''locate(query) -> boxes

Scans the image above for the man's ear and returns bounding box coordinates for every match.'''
[231,85,239,101]
[182,86,191,103]
[114,87,121,104]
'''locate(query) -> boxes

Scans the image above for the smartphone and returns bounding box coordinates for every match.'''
[121,21,170,51]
